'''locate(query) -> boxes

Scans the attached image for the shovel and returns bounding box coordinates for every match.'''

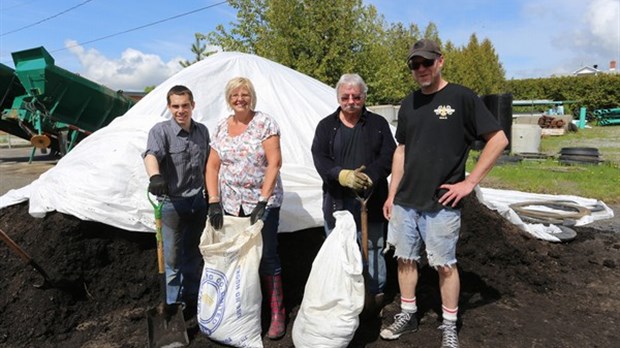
[355,188,377,317]
[146,191,189,348]
[0,227,53,289]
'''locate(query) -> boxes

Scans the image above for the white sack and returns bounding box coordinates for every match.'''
[0,52,337,233]
[198,216,264,348]
[292,210,364,348]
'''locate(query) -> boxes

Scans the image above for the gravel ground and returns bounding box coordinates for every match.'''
[0,146,58,196]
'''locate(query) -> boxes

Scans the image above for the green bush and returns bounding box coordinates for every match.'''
[505,74,620,115]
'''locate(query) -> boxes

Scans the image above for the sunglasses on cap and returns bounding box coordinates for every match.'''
[407,58,435,71]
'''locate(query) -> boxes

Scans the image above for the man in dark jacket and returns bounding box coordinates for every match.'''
[311,73,396,311]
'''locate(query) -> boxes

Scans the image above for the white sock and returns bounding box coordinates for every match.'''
[401,296,417,313]
[442,305,458,322]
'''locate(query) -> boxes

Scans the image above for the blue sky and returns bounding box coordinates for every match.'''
[1,0,618,91]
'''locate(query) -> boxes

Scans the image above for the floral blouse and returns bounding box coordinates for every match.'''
[211,111,284,215]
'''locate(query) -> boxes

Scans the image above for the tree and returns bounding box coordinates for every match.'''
[440,34,506,95]
[206,0,268,54]
[200,0,505,103]
[422,22,441,45]
[441,40,464,84]
[477,38,506,94]
[180,33,215,67]
[205,0,376,87]
[258,0,368,86]
[362,21,420,104]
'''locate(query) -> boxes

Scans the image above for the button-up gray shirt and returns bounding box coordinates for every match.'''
[143,119,210,198]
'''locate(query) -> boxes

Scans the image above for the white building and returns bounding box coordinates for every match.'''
[573,60,617,76]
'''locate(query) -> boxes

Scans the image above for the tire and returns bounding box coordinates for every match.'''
[559,147,599,157]
[559,154,601,163]
[494,154,522,165]
[554,226,577,242]
[518,152,549,160]
[567,122,578,132]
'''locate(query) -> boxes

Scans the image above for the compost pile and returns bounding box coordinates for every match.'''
[1,195,619,348]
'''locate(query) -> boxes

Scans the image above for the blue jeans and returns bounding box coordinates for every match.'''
[161,194,206,305]
[259,207,281,276]
[324,197,386,295]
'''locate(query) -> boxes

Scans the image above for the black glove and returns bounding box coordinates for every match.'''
[250,201,267,224]
[208,203,223,230]
[148,174,168,196]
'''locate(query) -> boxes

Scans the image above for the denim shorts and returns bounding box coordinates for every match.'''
[387,204,461,267]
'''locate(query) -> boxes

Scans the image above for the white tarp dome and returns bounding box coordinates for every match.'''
[0,52,338,232]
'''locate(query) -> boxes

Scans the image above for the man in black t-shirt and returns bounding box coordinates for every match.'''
[379,39,508,347]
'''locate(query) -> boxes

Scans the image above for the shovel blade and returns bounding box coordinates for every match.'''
[147,305,189,348]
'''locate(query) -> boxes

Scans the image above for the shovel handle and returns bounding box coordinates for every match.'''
[355,189,372,263]
[147,191,165,219]
[0,227,53,286]
[0,227,33,263]
[147,190,167,274]
[360,201,369,262]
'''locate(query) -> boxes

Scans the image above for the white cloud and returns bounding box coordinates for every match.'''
[501,0,619,78]
[556,0,620,72]
[586,0,620,57]
[65,40,184,91]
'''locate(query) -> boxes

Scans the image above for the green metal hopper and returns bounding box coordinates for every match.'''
[2,46,136,156]
[0,63,26,110]
[0,63,30,141]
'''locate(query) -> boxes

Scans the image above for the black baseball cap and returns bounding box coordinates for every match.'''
[407,39,442,61]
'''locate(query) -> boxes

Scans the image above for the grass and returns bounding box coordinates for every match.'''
[469,126,620,204]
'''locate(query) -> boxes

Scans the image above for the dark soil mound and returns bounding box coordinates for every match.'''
[1,195,619,347]
[0,203,158,347]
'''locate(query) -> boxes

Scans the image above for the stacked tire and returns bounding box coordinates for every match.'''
[558,147,601,165]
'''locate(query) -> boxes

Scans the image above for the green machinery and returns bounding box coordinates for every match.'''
[0,63,29,142]
[0,46,136,158]
[592,108,620,126]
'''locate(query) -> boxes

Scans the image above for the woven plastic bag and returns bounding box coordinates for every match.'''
[292,210,365,348]
[197,216,264,348]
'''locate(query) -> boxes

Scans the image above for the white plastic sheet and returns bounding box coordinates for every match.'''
[476,186,614,242]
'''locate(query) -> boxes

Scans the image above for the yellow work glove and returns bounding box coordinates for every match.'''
[338,165,370,191]
[358,172,373,188]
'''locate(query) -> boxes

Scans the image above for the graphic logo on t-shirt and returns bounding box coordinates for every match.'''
[434,105,455,119]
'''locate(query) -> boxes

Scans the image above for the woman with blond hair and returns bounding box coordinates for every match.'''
[205,77,285,339]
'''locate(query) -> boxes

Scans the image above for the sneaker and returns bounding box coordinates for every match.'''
[380,312,418,340]
[438,320,459,348]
